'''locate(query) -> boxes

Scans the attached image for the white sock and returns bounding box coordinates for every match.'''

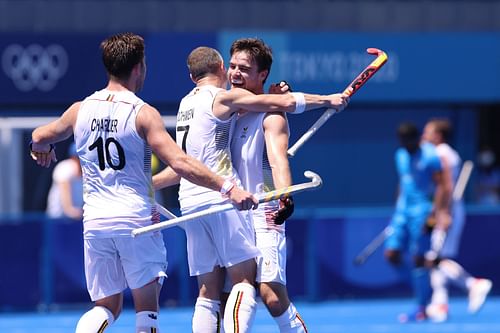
[430,268,448,305]
[192,297,223,333]
[224,283,257,333]
[274,303,308,333]
[75,306,114,333]
[438,259,472,291]
[136,311,159,333]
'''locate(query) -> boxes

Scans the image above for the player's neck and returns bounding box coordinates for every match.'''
[196,75,226,89]
[106,79,135,93]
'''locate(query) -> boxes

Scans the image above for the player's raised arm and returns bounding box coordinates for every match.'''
[136,103,258,210]
[214,87,349,117]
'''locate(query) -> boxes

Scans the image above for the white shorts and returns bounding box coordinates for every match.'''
[255,230,287,285]
[83,233,167,301]
[183,205,260,276]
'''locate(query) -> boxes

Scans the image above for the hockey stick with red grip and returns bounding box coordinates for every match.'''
[287,48,388,157]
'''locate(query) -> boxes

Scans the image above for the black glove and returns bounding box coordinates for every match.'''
[274,196,294,225]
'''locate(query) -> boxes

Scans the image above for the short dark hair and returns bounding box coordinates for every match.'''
[397,122,419,142]
[428,118,452,143]
[230,38,273,83]
[100,32,145,80]
[187,46,223,81]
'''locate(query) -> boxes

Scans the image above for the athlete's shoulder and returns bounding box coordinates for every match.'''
[395,147,408,159]
[420,142,443,170]
[217,87,250,101]
[421,142,438,156]
[263,111,288,132]
[436,143,460,161]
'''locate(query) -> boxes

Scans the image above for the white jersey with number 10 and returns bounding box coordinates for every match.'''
[74,89,155,239]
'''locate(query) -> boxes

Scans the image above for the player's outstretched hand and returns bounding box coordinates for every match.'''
[228,186,259,211]
[273,196,294,225]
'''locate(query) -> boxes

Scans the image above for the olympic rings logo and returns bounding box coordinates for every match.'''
[2,44,68,92]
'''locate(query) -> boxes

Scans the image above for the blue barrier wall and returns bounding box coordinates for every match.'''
[1,32,500,107]
[219,32,500,103]
[1,208,498,310]
[286,106,477,206]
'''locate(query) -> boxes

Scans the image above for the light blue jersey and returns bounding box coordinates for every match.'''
[386,143,443,254]
[395,142,443,213]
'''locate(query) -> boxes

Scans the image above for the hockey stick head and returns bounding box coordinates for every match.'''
[304,170,322,188]
[366,48,388,65]
[344,48,388,97]
[366,48,385,56]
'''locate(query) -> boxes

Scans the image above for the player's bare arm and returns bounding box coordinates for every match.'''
[439,156,454,207]
[136,103,221,190]
[263,112,292,189]
[214,87,349,119]
[264,112,295,224]
[137,104,258,209]
[152,166,180,190]
[31,102,80,168]
[432,169,453,228]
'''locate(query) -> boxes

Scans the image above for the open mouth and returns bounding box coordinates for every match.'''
[230,78,244,87]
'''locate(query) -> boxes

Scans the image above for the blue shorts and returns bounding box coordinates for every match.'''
[385,208,431,256]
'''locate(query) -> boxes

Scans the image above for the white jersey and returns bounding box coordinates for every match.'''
[435,142,466,258]
[177,85,240,210]
[74,89,155,239]
[46,158,83,218]
[435,143,462,201]
[232,112,287,233]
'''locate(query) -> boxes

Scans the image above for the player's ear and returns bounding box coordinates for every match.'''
[259,69,269,84]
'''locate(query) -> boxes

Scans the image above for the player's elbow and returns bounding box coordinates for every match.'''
[168,154,192,178]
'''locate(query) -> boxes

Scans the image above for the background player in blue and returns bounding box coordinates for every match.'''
[422,118,492,322]
[384,122,452,323]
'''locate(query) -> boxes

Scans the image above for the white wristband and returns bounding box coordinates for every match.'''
[220,180,234,196]
[291,92,306,114]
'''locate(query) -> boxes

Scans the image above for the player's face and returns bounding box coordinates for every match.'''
[228,51,267,94]
[422,123,438,145]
